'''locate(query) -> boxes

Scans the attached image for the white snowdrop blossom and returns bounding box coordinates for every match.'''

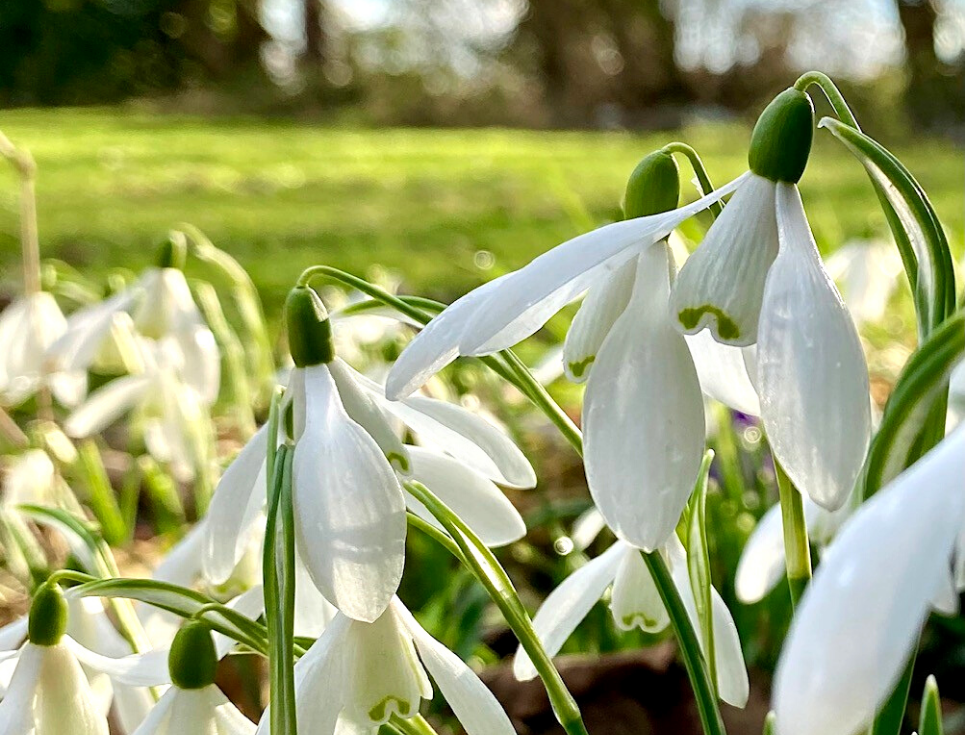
[0,292,85,407]
[256,597,515,735]
[824,238,903,328]
[1,449,68,510]
[512,536,749,708]
[671,91,871,512]
[203,286,534,622]
[774,426,965,735]
[46,265,220,405]
[63,341,209,482]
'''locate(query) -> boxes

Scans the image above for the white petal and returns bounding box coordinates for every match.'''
[462,174,750,356]
[130,687,177,735]
[63,374,153,437]
[570,507,606,552]
[47,288,140,373]
[562,260,636,383]
[584,245,706,551]
[112,683,156,735]
[759,185,871,510]
[385,274,511,400]
[203,425,270,585]
[293,364,406,623]
[289,614,352,735]
[670,173,778,346]
[294,550,339,638]
[824,240,902,327]
[403,447,525,547]
[609,544,669,633]
[380,393,536,489]
[734,502,786,604]
[711,588,750,707]
[0,642,43,735]
[33,642,110,735]
[774,427,965,735]
[65,637,171,687]
[399,605,516,735]
[329,359,410,473]
[155,522,206,587]
[176,325,221,406]
[0,618,28,651]
[512,542,624,681]
[686,331,760,416]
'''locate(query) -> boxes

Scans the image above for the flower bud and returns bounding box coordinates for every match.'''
[286,286,335,367]
[623,151,680,219]
[169,620,218,690]
[28,581,68,646]
[156,233,187,270]
[748,88,814,184]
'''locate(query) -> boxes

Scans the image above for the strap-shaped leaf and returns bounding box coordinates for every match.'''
[863,312,964,497]
[920,676,944,735]
[819,118,956,340]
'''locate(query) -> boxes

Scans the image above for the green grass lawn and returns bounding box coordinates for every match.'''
[0,107,961,315]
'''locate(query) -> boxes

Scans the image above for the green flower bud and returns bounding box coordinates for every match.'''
[28,582,68,647]
[748,88,814,184]
[169,620,218,690]
[623,151,680,219]
[285,286,335,367]
[156,233,187,270]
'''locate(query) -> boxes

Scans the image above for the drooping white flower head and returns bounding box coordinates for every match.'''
[46,241,219,406]
[256,596,515,735]
[773,426,965,735]
[512,534,749,708]
[670,89,871,512]
[0,583,108,735]
[0,292,86,407]
[202,286,534,622]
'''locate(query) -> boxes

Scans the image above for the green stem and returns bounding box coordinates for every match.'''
[405,480,589,735]
[390,714,442,735]
[793,71,860,129]
[774,462,811,607]
[642,551,727,735]
[661,142,722,216]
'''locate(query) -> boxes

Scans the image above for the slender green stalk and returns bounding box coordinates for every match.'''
[642,551,726,735]
[390,715,442,735]
[774,462,811,607]
[405,480,589,735]
[662,142,722,216]
[687,451,717,696]
[74,439,126,546]
[0,131,40,296]
[793,71,860,129]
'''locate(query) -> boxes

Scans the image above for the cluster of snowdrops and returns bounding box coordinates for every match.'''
[0,71,963,735]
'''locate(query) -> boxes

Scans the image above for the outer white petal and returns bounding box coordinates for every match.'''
[63,374,153,437]
[378,391,536,488]
[65,637,171,687]
[403,446,526,547]
[825,240,901,327]
[294,550,339,638]
[47,288,140,373]
[398,604,516,735]
[293,364,406,623]
[562,259,636,383]
[203,425,269,585]
[33,642,110,735]
[462,174,750,356]
[328,359,410,473]
[129,686,178,734]
[686,331,760,416]
[0,618,28,651]
[570,507,606,552]
[584,245,705,551]
[0,642,43,735]
[176,325,221,406]
[512,542,624,681]
[284,614,352,735]
[385,274,511,400]
[155,522,206,587]
[609,543,669,633]
[759,185,871,510]
[671,174,779,346]
[774,428,965,735]
[734,502,786,604]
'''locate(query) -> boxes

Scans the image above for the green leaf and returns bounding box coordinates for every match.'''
[686,450,717,697]
[863,312,964,498]
[16,504,109,576]
[819,118,957,340]
[920,676,943,735]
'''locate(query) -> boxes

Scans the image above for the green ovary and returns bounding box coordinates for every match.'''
[677,305,740,341]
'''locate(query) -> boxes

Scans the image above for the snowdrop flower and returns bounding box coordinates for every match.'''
[388,151,758,552]
[82,621,255,735]
[1,449,71,510]
[47,241,219,405]
[63,342,207,482]
[824,239,903,328]
[774,426,965,735]
[670,89,871,511]
[203,286,533,622]
[258,596,514,735]
[513,535,749,707]
[0,583,109,735]
[0,292,85,407]
[735,492,853,604]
